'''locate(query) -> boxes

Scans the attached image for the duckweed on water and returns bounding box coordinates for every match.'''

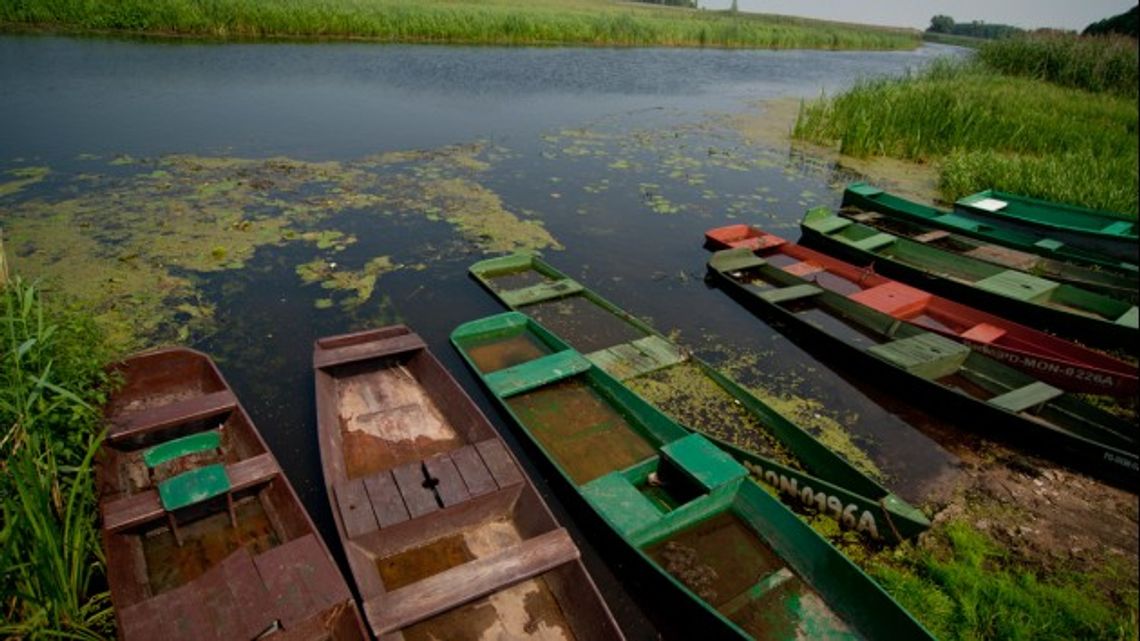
[0,165,49,197]
[296,255,398,309]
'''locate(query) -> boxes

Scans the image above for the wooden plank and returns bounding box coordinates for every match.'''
[335,479,380,539]
[423,454,471,508]
[102,490,163,532]
[989,382,1064,413]
[392,462,440,518]
[199,548,273,640]
[758,284,823,304]
[475,440,523,489]
[314,333,426,370]
[449,445,497,497]
[362,471,410,528]
[108,390,236,443]
[913,229,951,244]
[363,528,579,636]
[227,452,279,491]
[254,534,351,625]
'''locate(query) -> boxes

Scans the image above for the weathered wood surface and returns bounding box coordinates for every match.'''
[108,389,236,442]
[313,333,426,370]
[475,439,523,488]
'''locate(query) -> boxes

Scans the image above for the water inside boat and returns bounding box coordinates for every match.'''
[143,497,280,595]
[488,269,555,292]
[465,332,553,374]
[645,512,857,640]
[525,295,646,354]
[334,363,465,478]
[505,378,656,485]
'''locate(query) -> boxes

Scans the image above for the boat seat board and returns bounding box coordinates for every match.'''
[805,215,852,235]
[960,323,1007,344]
[717,567,795,618]
[363,471,411,528]
[848,281,931,317]
[711,249,768,274]
[758,284,824,304]
[988,382,1064,413]
[581,472,664,538]
[661,434,748,492]
[364,528,579,635]
[143,430,221,468]
[335,478,380,539]
[475,439,524,489]
[847,183,884,197]
[974,270,1058,302]
[253,534,352,627]
[934,212,990,233]
[392,461,441,519]
[868,332,972,379]
[1115,306,1138,328]
[1101,221,1134,236]
[587,335,686,381]
[783,261,826,278]
[157,463,231,512]
[913,230,952,244]
[500,279,584,307]
[849,232,896,252]
[484,350,593,398]
[314,334,426,370]
[108,390,237,443]
[448,445,498,498]
[1033,238,1065,252]
[423,454,471,508]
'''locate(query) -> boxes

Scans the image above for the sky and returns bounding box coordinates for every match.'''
[700,0,1137,31]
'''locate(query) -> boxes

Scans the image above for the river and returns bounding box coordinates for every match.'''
[1,34,969,638]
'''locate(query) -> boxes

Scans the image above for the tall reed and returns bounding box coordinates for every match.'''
[978,35,1139,97]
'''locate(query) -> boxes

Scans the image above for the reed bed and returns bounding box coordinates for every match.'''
[0,0,919,49]
[978,35,1139,97]
[1,277,115,639]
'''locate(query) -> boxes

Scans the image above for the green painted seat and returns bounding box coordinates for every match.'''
[988,382,1063,413]
[500,279,583,307]
[581,472,663,539]
[484,350,592,398]
[1033,238,1065,252]
[847,182,883,198]
[143,431,221,469]
[661,434,747,492]
[868,332,971,380]
[804,214,852,235]
[974,270,1058,302]
[758,284,823,304]
[157,463,231,512]
[1115,306,1138,328]
[587,335,686,381]
[1100,221,1134,236]
[849,232,896,252]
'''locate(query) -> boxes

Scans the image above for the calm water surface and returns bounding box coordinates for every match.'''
[1,35,969,638]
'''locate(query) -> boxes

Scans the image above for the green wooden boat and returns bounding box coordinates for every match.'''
[841,184,1138,303]
[955,189,1138,265]
[466,253,930,542]
[707,248,1138,489]
[451,312,936,641]
[843,183,1138,277]
[800,208,1139,351]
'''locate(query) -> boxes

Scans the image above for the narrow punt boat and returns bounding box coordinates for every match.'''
[955,189,1138,264]
[799,207,1138,351]
[467,253,930,543]
[452,312,936,640]
[706,224,1138,397]
[707,248,1138,489]
[313,326,624,641]
[98,347,367,641]
[842,182,1139,278]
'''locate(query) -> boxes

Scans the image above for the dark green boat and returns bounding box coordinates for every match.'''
[841,185,1137,303]
[707,247,1138,489]
[842,183,1138,278]
[466,253,930,542]
[800,208,1139,351]
[451,312,936,641]
[956,189,1138,265]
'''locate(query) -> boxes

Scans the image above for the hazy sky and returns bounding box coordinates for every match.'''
[701,1,1137,31]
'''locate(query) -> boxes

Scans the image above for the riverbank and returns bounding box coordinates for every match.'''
[0,0,919,49]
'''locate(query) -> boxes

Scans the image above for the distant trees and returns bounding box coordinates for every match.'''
[926,15,1024,40]
[633,0,698,7]
[1083,6,1138,38]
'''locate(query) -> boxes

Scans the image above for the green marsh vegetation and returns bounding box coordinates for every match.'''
[0,0,919,49]
[793,36,1140,214]
[0,274,115,638]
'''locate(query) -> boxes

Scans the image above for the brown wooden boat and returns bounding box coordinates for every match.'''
[97,347,368,641]
[313,326,625,641]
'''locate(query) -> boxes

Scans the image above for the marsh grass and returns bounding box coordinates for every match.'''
[793,58,1139,214]
[0,0,919,49]
[1,278,114,639]
[978,35,1139,97]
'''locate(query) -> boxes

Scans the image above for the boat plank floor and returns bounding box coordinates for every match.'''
[255,534,351,626]
[475,440,523,488]
[335,479,380,539]
[449,445,497,497]
[393,461,441,518]
[424,454,471,507]
[108,390,236,443]
[363,471,411,528]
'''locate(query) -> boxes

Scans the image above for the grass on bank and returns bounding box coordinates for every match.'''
[793,49,1139,214]
[1,275,115,639]
[0,0,920,49]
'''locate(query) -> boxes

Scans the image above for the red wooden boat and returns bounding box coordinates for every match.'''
[706,224,1138,397]
[98,348,368,641]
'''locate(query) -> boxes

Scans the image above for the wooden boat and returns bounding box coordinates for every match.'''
[451,312,936,640]
[798,207,1138,351]
[467,252,930,543]
[842,182,1139,279]
[707,248,1138,489]
[97,348,367,641]
[706,224,1138,397]
[313,326,624,640]
[955,189,1138,264]
[839,184,1137,303]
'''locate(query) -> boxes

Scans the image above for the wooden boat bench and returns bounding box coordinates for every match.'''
[499,278,584,307]
[758,284,824,305]
[848,232,897,252]
[867,332,971,380]
[1115,306,1138,328]
[988,381,1064,413]
[483,350,593,398]
[108,389,237,443]
[143,430,223,469]
[333,439,524,539]
[101,453,278,533]
[974,270,1059,302]
[1101,221,1134,236]
[313,332,426,369]
[849,281,931,317]
[960,323,1007,344]
[587,335,686,381]
[783,261,826,278]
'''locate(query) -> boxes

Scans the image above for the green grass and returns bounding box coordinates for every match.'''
[978,35,1139,97]
[792,58,1139,214]
[0,0,920,49]
[1,278,115,639]
[921,31,986,49]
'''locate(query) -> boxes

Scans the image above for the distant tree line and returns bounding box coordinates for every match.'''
[632,0,698,7]
[927,15,1024,40]
[1083,5,1138,38]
